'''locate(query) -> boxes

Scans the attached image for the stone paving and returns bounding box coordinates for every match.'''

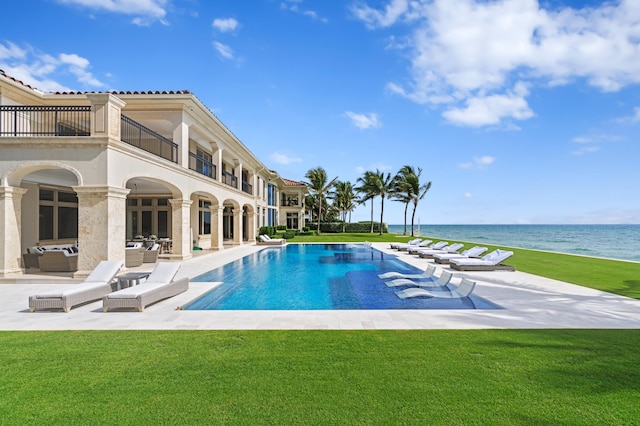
[2,243,640,330]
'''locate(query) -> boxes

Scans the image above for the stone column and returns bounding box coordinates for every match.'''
[0,186,28,277]
[169,199,193,260]
[213,147,223,182]
[246,211,255,242]
[233,207,242,245]
[173,121,189,169]
[73,186,129,278]
[212,206,224,250]
[86,93,126,139]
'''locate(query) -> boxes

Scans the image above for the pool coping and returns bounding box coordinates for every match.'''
[2,243,640,330]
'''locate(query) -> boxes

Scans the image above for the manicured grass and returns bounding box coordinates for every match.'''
[4,233,639,424]
[1,330,639,424]
[289,233,640,299]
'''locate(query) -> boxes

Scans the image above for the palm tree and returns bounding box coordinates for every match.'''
[373,170,394,235]
[394,166,432,236]
[304,167,338,234]
[391,174,413,235]
[355,171,379,233]
[332,180,356,233]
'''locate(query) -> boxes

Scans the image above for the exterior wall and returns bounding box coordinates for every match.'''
[0,74,306,277]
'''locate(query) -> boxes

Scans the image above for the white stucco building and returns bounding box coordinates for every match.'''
[0,69,306,278]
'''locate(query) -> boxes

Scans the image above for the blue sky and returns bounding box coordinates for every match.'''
[1,0,639,225]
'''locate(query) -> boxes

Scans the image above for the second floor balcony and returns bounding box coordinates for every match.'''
[189,152,217,180]
[0,105,178,163]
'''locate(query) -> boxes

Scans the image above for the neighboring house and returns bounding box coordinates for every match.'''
[0,69,306,278]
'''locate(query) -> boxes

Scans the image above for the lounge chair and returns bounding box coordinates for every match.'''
[433,246,488,264]
[405,239,434,254]
[378,264,437,280]
[384,270,453,288]
[416,243,464,259]
[28,260,124,312]
[449,249,515,271]
[389,238,422,250]
[412,241,449,256]
[257,234,286,246]
[102,262,188,312]
[395,278,476,299]
[395,238,425,251]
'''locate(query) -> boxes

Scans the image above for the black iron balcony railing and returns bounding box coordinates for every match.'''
[242,181,253,195]
[221,170,238,188]
[281,198,300,206]
[0,105,91,136]
[189,152,217,179]
[121,115,178,163]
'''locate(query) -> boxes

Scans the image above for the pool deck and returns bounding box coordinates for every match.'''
[2,242,640,330]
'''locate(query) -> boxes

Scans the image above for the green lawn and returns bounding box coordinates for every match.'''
[2,233,639,424]
[2,330,640,424]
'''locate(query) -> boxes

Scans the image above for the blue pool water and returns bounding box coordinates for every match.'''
[184,244,500,310]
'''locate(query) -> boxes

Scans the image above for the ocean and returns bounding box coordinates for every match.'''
[387,224,640,262]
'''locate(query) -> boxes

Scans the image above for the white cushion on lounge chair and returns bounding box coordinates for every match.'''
[414,241,448,253]
[378,264,437,280]
[385,270,453,288]
[29,260,124,312]
[396,278,476,299]
[102,263,187,312]
[142,262,181,284]
[450,249,513,266]
[433,246,487,261]
[106,282,166,298]
[36,281,108,299]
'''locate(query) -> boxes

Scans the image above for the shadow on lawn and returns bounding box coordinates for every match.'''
[480,329,640,394]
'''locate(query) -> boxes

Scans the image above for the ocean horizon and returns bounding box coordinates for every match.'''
[387,224,640,262]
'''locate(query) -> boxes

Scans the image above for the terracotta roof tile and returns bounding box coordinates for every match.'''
[0,69,39,90]
[283,178,305,186]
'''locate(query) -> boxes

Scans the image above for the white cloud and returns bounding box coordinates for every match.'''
[616,107,640,124]
[0,41,105,91]
[356,163,394,174]
[443,86,534,127]
[0,41,26,61]
[570,133,621,155]
[56,0,168,25]
[271,152,302,165]
[343,111,382,129]
[212,41,234,60]
[458,155,495,169]
[355,0,640,127]
[571,146,600,156]
[350,0,410,29]
[464,192,473,198]
[213,17,239,33]
[281,1,328,23]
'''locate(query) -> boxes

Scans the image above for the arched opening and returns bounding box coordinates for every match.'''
[18,167,81,256]
[124,177,178,241]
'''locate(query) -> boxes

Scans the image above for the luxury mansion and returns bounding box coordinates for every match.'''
[0,70,306,277]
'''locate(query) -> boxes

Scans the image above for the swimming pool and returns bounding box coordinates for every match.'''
[184,244,500,310]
